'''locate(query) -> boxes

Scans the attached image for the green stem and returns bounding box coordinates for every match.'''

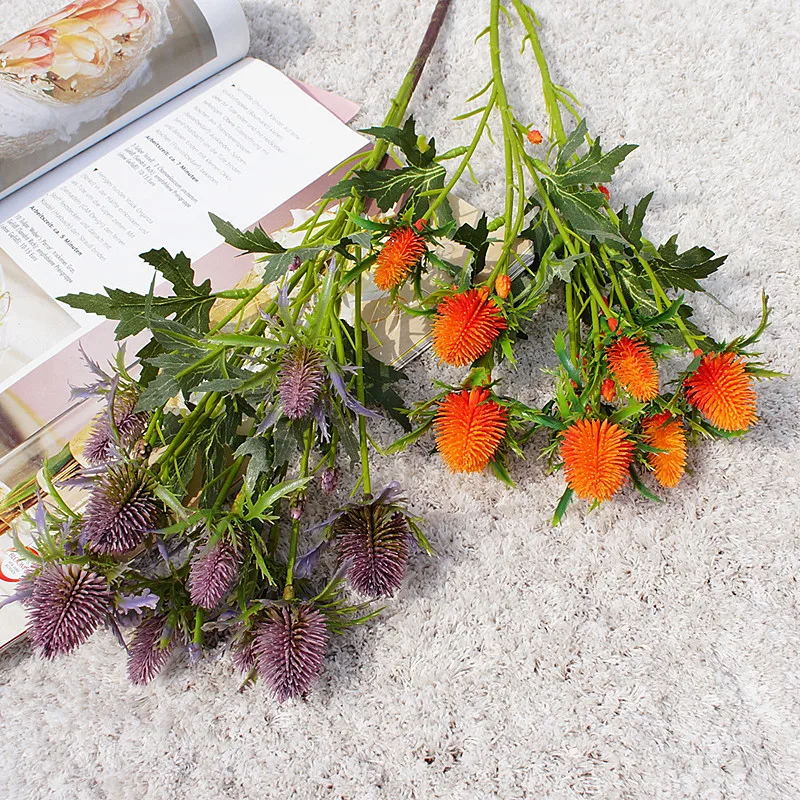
[283,425,314,600]
[353,275,371,496]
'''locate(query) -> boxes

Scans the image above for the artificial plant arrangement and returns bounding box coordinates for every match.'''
[1,0,777,699]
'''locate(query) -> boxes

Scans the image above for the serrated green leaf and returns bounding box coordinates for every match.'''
[557,119,588,169]
[234,437,271,489]
[136,372,179,411]
[547,184,626,244]
[359,117,436,167]
[209,213,285,254]
[259,247,324,284]
[557,141,637,187]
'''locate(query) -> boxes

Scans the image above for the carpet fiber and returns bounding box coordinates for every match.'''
[1,1,799,798]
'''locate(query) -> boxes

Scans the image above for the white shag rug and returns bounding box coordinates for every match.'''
[1,1,800,798]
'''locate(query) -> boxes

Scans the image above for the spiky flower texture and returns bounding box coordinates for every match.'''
[188,539,241,609]
[254,604,329,702]
[27,564,111,659]
[435,387,508,473]
[82,463,162,555]
[432,287,507,367]
[685,351,757,431]
[279,344,324,419]
[560,419,634,502]
[84,389,148,465]
[127,615,174,685]
[374,227,426,291]
[606,336,659,401]
[333,502,410,597]
[642,412,687,488]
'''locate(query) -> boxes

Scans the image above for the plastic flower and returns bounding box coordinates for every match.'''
[432,287,507,367]
[333,501,410,597]
[606,336,659,401]
[127,615,174,685]
[26,564,111,659]
[527,129,543,144]
[642,412,687,488]
[374,227,426,291]
[560,418,634,502]
[434,387,508,473]
[84,388,148,465]
[254,604,329,702]
[684,351,757,431]
[278,344,324,419]
[600,378,617,403]
[495,274,511,299]
[188,539,241,610]
[82,463,162,555]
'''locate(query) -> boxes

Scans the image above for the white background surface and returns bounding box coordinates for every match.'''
[1,1,799,798]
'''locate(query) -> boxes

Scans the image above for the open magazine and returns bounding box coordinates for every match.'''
[0,0,366,459]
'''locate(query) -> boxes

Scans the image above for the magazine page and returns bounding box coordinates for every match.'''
[0,0,250,202]
[0,57,365,456]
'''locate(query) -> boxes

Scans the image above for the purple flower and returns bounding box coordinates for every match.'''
[333,501,410,598]
[26,564,112,659]
[127,614,174,685]
[320,468,338,494]
[187,539,240,609]
[82,463,162,555]
[84,387,148,465]
[232,634,257,675]
[253,603,329,701]
[278,344,324,419]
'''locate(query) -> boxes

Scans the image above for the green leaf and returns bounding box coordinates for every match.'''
[271,419,297,469]
[244,477,310,521]
[552,487,574,526]
[136,372,179,411]
[452,214,492,277]
[553,331,580,383]
[557,141,637,187]
[359,117,436,167]
[547,183,626,244]
[234,438,271,489]
[557,119,588,169]
[324,163,447,213]
[259,247,325,284]
[386,417,435,455]
[618,191,653,248]
[651,234,726,292]
[209,213,285,254]
[629,467,662,503]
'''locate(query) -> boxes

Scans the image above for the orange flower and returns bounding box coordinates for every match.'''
[527,129,543,144]
[607,317,619,332]
[684,351,757,431]
[560,419,634,502]
[432,287,507,367]
[435,388,508,473]
[600,378,617,403]
[606,336,659,401]
[495,274,511,299]
[598,185,610,201]
[642,412,687,488]
[373,227,426,291]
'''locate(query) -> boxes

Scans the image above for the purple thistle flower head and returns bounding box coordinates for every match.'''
[84,388,149,466]
[320,467,338,495]
[253,603,329,701]
[82,463,162,556]
[333,501,410,598]
[232,633,257,675]
[187,539,241,610]
[27,564,112,659]
[127,614,174,685]
[278,344,324,419]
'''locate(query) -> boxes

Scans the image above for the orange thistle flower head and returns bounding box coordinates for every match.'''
[432,287,507,367]
[495,274,511,299]
[560,418,634,502]
[600,378,617,403]
[373,227,427,291]
[527,128,543,144]
[642,412,687,488]
[684,351,757,431]
[435,387,508,473]
[606,336,659,401]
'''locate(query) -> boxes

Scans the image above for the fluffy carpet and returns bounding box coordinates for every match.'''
[1,1,799,798]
